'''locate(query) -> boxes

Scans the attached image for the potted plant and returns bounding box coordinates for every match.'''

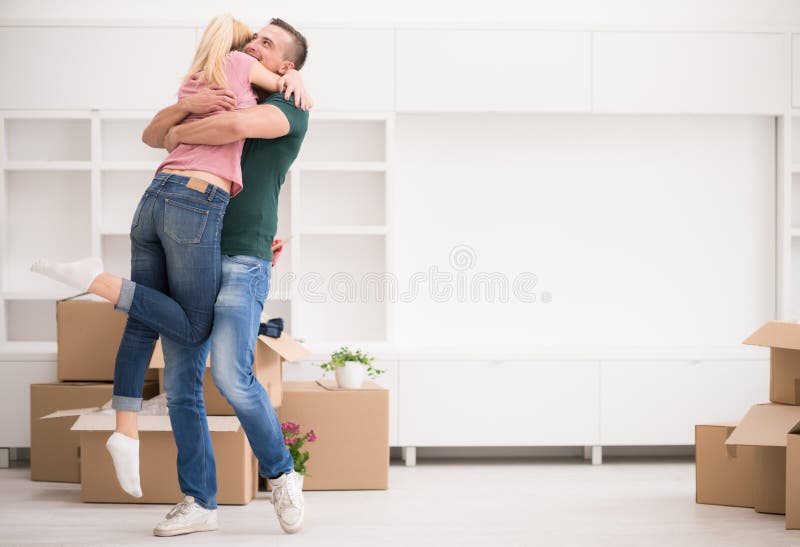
[281,421,316,489]
[319,346,384,389]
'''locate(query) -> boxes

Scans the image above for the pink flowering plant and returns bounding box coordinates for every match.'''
[281,421,317,477]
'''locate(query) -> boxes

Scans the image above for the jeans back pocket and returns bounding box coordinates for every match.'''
[163,199,209,244]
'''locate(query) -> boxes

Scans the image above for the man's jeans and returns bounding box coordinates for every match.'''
[112,172,229,412]
[161,255,295,509]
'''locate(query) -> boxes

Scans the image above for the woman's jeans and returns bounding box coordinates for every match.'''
[111,172,229,412]
[162,255,295,509]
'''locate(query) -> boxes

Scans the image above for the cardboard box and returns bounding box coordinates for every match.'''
[43,405,258,505]
[744,321,800,405]
[695,422,757,508]
[276,380,389,490]
[57,294,158,382]
[150,332,310,414]
[786,433,800,529]
[725,403,800,515]
[30,381,158,483]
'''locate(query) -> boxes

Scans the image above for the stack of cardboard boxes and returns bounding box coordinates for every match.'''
[30,293,391,504]
[696,321,800,528]
[30,295,159,484]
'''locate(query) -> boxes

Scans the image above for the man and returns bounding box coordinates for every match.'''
[140,18,310,536]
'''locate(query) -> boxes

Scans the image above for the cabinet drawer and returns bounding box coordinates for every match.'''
[398,360,599,446]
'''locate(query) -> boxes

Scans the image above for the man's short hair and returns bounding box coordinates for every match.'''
[270,18,308,70]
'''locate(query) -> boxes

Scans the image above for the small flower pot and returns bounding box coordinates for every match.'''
[335,361,365,389]
[297,474,304,490]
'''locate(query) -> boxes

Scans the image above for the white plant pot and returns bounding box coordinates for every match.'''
[335,361,365,389]
[297,473,304,490]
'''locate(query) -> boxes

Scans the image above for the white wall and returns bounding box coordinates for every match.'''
[2,0,800,29]
[394,114,775,349]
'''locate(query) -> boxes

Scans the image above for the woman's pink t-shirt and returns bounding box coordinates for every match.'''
[157,50,258,197]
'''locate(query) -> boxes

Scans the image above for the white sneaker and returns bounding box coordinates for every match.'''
[268,471,305,534]
[153,496,218,537]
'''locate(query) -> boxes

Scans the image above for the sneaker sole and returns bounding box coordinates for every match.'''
[153,522,219,537]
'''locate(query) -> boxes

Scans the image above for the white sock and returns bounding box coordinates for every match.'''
[105,432,142,498]
[30,256,104,292]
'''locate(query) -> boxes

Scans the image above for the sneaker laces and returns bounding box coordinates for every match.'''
[166,496,196,520]
[273,473,301,510]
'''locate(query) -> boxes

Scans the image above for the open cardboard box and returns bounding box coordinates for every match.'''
[744,321,800,405]
[695,422,757,508]
[725,403,800,521]
[149,332,310,415]
[30,381,158,483]
[41,401,257,505]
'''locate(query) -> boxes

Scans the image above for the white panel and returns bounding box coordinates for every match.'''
[299,120,385,162]
[5,300,56,341]
[297,234,386,341]
[0,361,57,446]
[284,360,399,446]
[101,234,130,279]
[398,361,599,446]
[300,171,385,227]
[301,29,394,111]
[600,360,769,445]
[6,119,90,161]
[794,35,800,108]
[101,120,165,162]
[394,114,774,349]
[100,171,149,234]
[6,171,92,293]
[594,32,787,113]
[0,27,196,109]
[396,30,591,112]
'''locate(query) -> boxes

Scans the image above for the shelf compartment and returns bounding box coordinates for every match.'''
[5,171,92,293]
[5,119,90,161]
[100,170,150,234]
[101,234,131,280]
[101,119,166,162]
[299,120,385,163]
[300,171,385,227]
[296,234,387,341]
[5,299,57,342]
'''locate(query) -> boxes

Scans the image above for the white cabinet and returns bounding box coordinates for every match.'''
[0,360,57,446]
[398,360,599,446]
[600,360,768,445]
[302,29,394,111]
[396,30,592,112]
[0,27,196,110]
[793,35,800,108]
[593,32,787,114]
[284,360,399,447]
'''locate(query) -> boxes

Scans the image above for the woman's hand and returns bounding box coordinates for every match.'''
[278,70,313,111]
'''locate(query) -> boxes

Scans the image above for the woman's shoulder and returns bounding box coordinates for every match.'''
[226,50,258,67]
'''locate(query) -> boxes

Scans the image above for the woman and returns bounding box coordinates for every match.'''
[31,14,312,497]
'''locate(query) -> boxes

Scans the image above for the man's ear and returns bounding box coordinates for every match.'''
[277,60,296,75]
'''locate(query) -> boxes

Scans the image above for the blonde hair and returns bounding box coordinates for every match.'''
[185,14,253,87]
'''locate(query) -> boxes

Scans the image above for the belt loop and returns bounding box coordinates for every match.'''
[208,185,217,202]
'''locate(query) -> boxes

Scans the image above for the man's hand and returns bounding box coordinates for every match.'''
[164,126,181,153]
[181,85,236,115]
[277,70,313,111]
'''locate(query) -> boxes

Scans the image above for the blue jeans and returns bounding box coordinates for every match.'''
[162,255,295,509]
[111,172,229,412]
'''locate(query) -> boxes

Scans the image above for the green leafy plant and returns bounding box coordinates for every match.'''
[318,345,384,379]
[281,421,316,477]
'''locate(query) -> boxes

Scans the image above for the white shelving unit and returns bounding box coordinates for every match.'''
[0,110,395,356]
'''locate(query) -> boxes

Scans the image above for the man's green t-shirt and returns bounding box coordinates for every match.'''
[220,92,308,262]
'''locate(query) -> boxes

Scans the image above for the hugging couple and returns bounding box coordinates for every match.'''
[32,14,312,537]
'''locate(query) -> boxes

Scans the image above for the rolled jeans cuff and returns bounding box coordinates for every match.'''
[115,278,136,313]
[112,394,142,412]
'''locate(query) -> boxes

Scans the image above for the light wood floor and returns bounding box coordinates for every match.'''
[0,456,796,546]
